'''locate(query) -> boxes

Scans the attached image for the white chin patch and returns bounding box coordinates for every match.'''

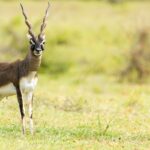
[34,51,42,56]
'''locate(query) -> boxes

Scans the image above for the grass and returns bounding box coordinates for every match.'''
[1,74,150,149]
[0,0,150,150]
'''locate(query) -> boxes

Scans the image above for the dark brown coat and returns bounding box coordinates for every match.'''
[0,51,41,87]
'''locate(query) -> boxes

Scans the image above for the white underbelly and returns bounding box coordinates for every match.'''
[0,83,16,96]
[0,72,37,99]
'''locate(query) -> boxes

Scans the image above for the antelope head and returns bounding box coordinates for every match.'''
[20,3,50,57]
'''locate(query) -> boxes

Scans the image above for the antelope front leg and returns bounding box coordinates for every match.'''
[16,86,26,134]
[25,92,34,134]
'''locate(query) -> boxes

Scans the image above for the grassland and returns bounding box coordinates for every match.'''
[0,1,150,150]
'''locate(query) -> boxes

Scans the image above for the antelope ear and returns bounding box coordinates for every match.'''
[39,35,46,42]
[27,34,32,40]
[42,35,46,43]
[27,34,35,45]
[42,35,45,41]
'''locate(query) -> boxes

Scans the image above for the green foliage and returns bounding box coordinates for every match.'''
[0,0,150,79]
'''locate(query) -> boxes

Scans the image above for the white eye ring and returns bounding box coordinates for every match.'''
[40,41,45,45]
[30,40,35,45]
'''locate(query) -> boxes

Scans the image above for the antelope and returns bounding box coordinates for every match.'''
[0,3,50,134]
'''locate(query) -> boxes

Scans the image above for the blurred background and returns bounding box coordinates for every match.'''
[1,1,150,149]
[1,0,150,82]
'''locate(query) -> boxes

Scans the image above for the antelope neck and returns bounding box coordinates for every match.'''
[22,50,42,72]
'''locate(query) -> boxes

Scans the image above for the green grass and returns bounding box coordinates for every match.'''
[1,74,150,149]
[1,1,150,150]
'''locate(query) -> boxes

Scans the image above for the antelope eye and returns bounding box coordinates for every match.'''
[40,42,45,46]
[41,45,44,50]
[30,41,35,45]
[31,45,35,51]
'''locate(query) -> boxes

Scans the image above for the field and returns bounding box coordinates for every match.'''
[0,1,150,150]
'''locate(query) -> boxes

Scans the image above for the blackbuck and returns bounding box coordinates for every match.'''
[0,3,50,134]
